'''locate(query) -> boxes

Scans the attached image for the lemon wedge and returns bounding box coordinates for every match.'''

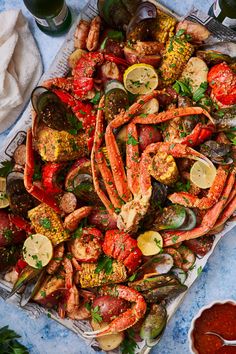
[23,233,53,269]
[0,177,6,192]
[190,160,217,189]
[123,63,158,94]
[137,231,163,256]
[0,192,9,208]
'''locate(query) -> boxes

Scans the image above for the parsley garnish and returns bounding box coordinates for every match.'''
[175,180,191,192]
[128,273,137,282]
[90,91,101,105]
[197,266,203,276]
[0,326,29,354]
[226,132,236,146]
[39,218,51,229]
[95,255,113,275]
[72,224,83,239]
[173,80,191,97]
[120,329,138,354]
[0,160,13,177]
[192,82,208,102]
[91,306,102,323]
[127,134,139,146]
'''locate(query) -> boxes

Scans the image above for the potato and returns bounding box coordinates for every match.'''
[141,98,159,115]
[138,126,162,152]
[88,208,117,230]
[68,48,87,68]
[180,57,208,93]
[92,295,129,322]
[91,319,124,351]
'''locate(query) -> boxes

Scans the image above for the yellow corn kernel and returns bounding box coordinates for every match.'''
[28,203,70,246]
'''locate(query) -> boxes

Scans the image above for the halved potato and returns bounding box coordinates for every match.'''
[91,319,124,351]
[68,48,87,68]
[180,57,208,93]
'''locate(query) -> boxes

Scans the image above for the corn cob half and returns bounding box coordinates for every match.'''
[28,203,70,246]
[36,127,89,162]
[154,9,177,44]
[79,262,127,288]
[159,37,194,86]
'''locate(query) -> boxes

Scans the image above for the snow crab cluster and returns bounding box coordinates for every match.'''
[0,0,236,352]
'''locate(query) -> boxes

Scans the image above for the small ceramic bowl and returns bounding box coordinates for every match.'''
[188,299,236,354]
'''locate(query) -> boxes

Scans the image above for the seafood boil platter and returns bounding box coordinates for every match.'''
[0,0,236,353]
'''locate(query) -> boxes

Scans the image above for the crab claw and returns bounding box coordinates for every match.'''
[24,129,61,214]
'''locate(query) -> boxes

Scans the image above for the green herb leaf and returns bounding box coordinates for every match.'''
[192,82,208,102]
[0,160,13,178]
[39,218,51,229]
[226,132,236,146]
[0,326,29,354]
[121,329,138,354]
[173,80,191,97]
[197,266,203,276]
[95,255,113,275]
[90,91,101,105]
[128,273,137,282]
[91,306,102,323]
[175,180,191,192]
[127,133,139,146]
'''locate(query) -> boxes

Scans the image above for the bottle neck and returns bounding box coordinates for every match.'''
[212,0,236,28]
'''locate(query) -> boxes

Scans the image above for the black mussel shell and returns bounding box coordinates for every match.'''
[6,171,37,217]
[126,2,157,41]
[31,87,72,131]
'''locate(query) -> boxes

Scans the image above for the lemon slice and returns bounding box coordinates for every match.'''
[137,231,163,256]
[0,192,9,208]
[0,177,6,192]
[123,63,158,94]
[190,160,217,189]
[23,233,53,269]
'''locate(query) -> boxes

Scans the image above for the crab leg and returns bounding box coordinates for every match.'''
[95,150,122,208]
[83,285,146,337]
[104,92,158,202]
[91,97,117,217]
[105,125,132,202]
[162,170,235,246]
[126,122,140,196]
[24,129,61,214]
[168,166,229,209]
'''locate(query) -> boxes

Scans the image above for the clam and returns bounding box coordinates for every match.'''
[200,140,232,165]
[135,254,174,280]
[140,304,167,345]
[212,105,236,132]
[196,50,232,66]
[152,205,187,231]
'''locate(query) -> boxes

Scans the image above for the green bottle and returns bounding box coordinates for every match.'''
[23,0,72,36]
[208,0,236,30]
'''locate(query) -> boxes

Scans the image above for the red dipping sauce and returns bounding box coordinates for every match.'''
[191,302,236,354]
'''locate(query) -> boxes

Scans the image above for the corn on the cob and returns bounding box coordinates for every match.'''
[79,262,127,288]
[28,203,70,246]
[159,37,194,86]
[36,127,89,162]
[154,9,177,44]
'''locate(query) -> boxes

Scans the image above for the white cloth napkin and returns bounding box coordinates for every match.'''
[0,9,43,133]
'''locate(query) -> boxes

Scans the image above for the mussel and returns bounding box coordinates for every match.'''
[6,171,37,217]
[98,0,141,29]
[129,272,187,303]
[200,140,232,165]
[140,304,167,345]
[212,105,236,132]
[126,2,157,41]
[135,254,174,280]
[31,86,73,132]
[196,50,233,66]
[65,158,101,205]
[152,205,197,231]
[104,81,129,123]
[0,245,21,272]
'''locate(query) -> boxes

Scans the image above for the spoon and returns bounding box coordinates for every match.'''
[205,331,236,346]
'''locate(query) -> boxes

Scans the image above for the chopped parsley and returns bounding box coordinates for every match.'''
[197,266,203,276]
[173,80,192,97]
[127,134,139,146]
[0,325,29,354]
[90,91,101,105]
[192,82,208,102]
[39,218,51,229]
[95,255,113,275]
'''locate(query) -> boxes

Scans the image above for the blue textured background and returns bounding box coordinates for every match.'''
[0,0,236,353]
